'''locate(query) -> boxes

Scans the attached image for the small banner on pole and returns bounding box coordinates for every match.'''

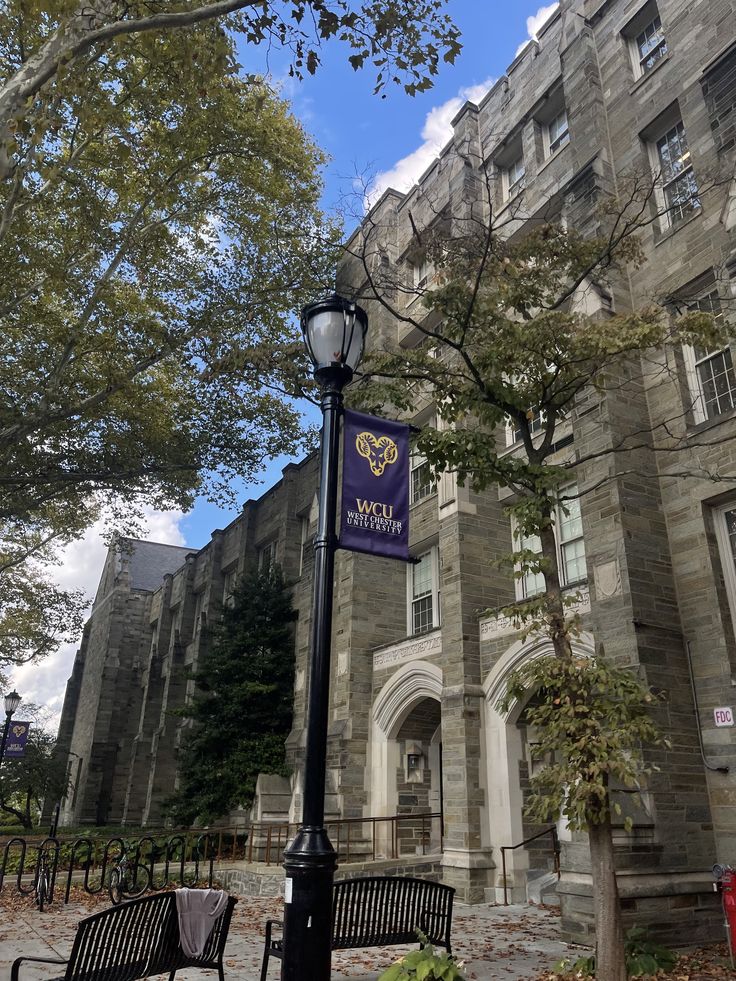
[4,721,31,758]
[340,409,411,561]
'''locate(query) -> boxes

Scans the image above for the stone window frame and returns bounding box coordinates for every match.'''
[503,151,526,202]
[546,108,570,156]
[682,288,736,424]
[713,503,736,643]
[407,545,441,636]
[674,269,736,425]
[192,589,205,632]
[298,513,310,577]
[410,448,435,504]
[531,81,570,165]
[505,410,545,448]
[222,564,238,607]
[510,486,587,601]
[410,408,438,506]
[412,255,434,290]
[622,0,667,80]
[642,105,701,232]
[258,538,277,571]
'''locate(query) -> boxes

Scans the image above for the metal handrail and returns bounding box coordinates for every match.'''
[500,825,561,906]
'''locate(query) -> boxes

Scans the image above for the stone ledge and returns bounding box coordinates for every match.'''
[557,869,717,899]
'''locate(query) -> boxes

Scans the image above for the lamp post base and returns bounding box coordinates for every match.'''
[281,827,337,980]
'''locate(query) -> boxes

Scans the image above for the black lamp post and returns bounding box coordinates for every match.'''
[280,295,368,981]
[0,689,22,763]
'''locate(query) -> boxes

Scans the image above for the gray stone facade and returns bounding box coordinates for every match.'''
[56,0,736,944]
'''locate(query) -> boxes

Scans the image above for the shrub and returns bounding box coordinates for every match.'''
[553,927,677,978]
[378,933,466,981]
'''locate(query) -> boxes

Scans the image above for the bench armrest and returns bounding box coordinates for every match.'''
[11,955,68,981]
[264,919,284,945]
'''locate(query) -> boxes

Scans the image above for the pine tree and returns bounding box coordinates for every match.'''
[167,565,296,825]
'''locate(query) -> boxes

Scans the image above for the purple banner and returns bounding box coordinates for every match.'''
[340,409,410,561]
[4,720,30,758]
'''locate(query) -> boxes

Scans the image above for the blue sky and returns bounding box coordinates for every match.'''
[12,1,559,726]
[180,0,559,549]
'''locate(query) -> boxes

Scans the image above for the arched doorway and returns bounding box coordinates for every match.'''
[482,632,595,902]
[369,661,444,856]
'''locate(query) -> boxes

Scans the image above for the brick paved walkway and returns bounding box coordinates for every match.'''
[0,891,572,980]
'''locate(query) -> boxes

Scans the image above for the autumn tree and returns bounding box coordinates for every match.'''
[167,564,297,825]
[348,161,730,981]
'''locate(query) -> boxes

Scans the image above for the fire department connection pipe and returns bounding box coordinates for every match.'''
[685,640,729,774]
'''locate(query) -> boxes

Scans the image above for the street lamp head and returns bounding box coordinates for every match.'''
[301,294,368,388]
[4,690,21,717]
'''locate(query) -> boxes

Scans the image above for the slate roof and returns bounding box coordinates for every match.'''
[124,539,196,592]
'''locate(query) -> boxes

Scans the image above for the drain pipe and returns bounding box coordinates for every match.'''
[685,640,729,774]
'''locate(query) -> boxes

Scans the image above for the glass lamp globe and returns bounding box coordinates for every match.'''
[4,690,21,716]
[301,295,368,375]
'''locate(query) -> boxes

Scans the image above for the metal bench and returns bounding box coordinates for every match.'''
[11,890,237,980]
[260,875,454,980]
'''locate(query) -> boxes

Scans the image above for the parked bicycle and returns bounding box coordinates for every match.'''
[108,844,151,905]
[34,844,54,911]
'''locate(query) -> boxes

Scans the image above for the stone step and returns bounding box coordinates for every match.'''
[527,869,560,906]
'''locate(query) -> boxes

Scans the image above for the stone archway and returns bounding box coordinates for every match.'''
[482,632,595,902]
[369,661,443,856]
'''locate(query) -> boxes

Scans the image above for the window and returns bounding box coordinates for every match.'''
[411,450,434,503]
[505,155,526,199]
[512,488,587,600]
[413,256,433,289]
[258,540,276,570]
[714,504,736,641]
[408,547,441,635]
[222,567,238,607]
[683,291,736,422]
[624,2,667,80]
[299,516,310,576]
[653,120,699,226]
[507,411,545,447]
[635,15,667,75]
[193,590,204,631]
[547,109,569,156]
[558,495,586,584]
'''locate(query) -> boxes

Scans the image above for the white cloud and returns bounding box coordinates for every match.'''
[8,507,186,734]
[368,78,494,206]
[516,3,560,56]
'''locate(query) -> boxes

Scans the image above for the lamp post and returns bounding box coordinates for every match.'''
[0,689,22,763]
[281,295,368,981]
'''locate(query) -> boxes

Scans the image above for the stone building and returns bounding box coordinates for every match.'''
[55,0,736,944]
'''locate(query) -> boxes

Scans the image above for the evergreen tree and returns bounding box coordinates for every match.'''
[167,564,297,825]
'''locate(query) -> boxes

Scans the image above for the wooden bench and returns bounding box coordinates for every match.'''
[11,890,237,981]
[260,875,454,979]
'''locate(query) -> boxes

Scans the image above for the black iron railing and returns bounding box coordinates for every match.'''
[0,813,443,904]
[499,825,561,905]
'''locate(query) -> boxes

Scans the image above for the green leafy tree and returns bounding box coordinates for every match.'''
[167,564,297,825]
[0,715,68,829]
[0,14,327,669]
[0,1,460,668]
[350,163,729,981]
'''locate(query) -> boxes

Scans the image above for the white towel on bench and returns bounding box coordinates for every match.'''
[175,887,229,958]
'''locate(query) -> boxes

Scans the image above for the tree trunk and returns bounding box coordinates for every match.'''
[588,810,627,981]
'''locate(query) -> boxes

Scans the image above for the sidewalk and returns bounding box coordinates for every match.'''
[0,892,571,980]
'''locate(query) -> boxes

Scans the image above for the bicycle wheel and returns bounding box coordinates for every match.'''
[121,863,151,900]
[109,868,124,905]
[36,871,49,911]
